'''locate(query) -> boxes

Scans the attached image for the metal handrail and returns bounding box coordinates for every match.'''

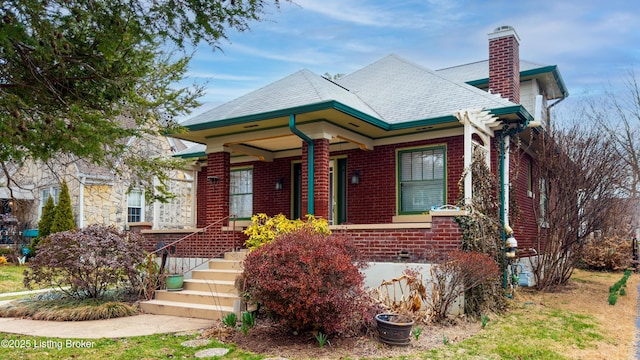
[149,214,238,276]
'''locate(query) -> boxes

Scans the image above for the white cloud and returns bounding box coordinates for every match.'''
[185,72,260,81]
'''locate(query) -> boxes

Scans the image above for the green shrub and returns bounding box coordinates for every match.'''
[243,213,330,250]
[240,228,374,336]
[24,225,146,300]
[38,194,56,239]
[222,312,237,328]
[51,179,75,234]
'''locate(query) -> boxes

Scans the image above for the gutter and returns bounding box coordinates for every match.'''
[288,114,314,215]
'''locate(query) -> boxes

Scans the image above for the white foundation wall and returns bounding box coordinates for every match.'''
[362,262,464,315]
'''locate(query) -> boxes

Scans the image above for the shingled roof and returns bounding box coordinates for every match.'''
[335,54,514,124]
[181,54,517,128]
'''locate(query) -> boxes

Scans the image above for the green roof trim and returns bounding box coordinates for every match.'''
[464,65,569,99]
[389,115,459,130]
[185,100,392,133]
[488,105,534,124]
[174,151,206,159]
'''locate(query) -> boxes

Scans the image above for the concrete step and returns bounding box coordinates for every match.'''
[182,279,237,293]
[141,249,247,320]
[207,259,244,270]
[192,269,243,282]
[224,250,248,261]
[140,299,236,320]
[154,289,240,307]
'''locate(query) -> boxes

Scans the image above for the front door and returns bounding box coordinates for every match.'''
[292,159,347,224]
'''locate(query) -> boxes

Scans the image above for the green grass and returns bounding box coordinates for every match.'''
[0,265,28,294]
[0,333,263,360]
[0,304,609,360]
[424,305,604,359]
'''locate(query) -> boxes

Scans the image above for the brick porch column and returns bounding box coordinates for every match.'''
[301,138,330,219]
[205,150,230,225]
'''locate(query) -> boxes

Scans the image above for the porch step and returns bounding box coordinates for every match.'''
[183,279,236,293]
[155,289,239,307]
[140,249,248,320]
[208,259,244,270]
[140,299,236,320]
[192,269,243,282]
[224,249,249,261]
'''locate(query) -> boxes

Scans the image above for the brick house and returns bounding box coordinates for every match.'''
[157,25,567,264]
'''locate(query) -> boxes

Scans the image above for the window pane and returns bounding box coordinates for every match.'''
[398,148,446,213]
[128,208,141,223]
[401,181,444,212]
[230,169,253,218]
[423,150,434,179]
[127,190,142,207]
[400,153,412,181]
[127,190,143,223]
[434,152,444,179]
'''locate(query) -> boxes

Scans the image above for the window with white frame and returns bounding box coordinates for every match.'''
[39,187,61,219]
[230,168,253,219]
[539,178,549,227]
[398,147,446,214]
[127,189,144,223]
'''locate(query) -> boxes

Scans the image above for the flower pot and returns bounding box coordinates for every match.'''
[375,313,414,346]
[166,274,184,291]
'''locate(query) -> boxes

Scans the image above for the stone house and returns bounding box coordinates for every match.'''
[0,130,196,240]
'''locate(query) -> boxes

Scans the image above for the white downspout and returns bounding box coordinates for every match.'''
[152,177,159,229]
[503,135,511,228]
[79,176,85,228]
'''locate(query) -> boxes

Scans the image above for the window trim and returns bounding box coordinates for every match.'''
[396,145,447,215]
[39,186,61,219]
[127,189,145,223]
[230,166,253,220]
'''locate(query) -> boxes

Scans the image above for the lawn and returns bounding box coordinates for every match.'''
[0,269,636,359]
[0,265,28,294]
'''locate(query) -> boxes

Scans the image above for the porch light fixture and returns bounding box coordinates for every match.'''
[207,176,219,185]
[351,170,361,185]
[275,177,284,190]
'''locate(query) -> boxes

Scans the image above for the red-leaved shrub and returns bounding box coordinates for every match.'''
[23,224,146,300]
[240,229,374,336]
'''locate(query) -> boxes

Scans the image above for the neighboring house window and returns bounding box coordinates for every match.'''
[156,173,195,229]
[127,190,144,223]
[398,147,446,214]
[39,187,60,218]
[539,178,549,228]
[230,168,253,219]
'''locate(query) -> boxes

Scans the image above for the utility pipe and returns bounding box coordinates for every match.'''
[289,114,314,215]
[498,122,529,289]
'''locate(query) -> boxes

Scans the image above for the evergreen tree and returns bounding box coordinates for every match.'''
[34,194,56,248]
[51,180,75,233]
[1,0,282,201]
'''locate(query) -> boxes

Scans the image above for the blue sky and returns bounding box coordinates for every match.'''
[180,0,640,118]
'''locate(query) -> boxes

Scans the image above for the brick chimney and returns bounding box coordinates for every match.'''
[488,25,520,104]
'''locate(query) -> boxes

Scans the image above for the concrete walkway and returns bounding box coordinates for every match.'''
[0,290,214,338]
[0,314,213,338]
